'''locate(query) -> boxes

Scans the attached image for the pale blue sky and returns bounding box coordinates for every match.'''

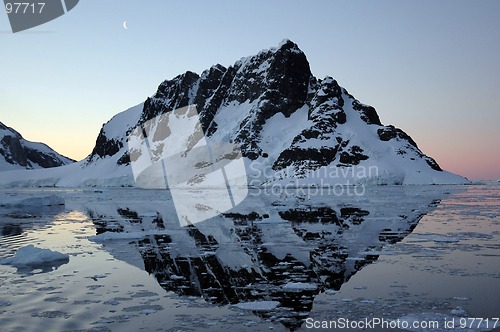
[1,0,499,179]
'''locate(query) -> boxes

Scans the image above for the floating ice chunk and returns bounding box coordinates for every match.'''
[415,234,459,243]
[354,286,368,290]
[360,299,376,304]
[1,245,69,268]
[170,275,184,280]
[450,307,466,315]
[431,236,459,243]
[0,300,12,307]
[142,309,157,315]
[282,282,318,291]
[452,296,470,301]
[234,301,280,311]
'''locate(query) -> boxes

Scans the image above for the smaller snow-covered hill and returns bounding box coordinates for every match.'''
[0,122,74,171]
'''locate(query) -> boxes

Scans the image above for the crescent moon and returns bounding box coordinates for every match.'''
[123,21,128,30]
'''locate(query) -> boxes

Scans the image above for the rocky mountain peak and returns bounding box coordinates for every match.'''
[82,40,465,185]
[229,39,311,109]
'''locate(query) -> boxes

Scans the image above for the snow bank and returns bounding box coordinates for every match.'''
[1,245,69,268]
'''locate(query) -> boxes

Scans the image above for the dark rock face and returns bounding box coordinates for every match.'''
[86,39,445,176]
[0,122,74,169]
[88,129,123,161]
[353,100,382,125]
[273,147,340,173]
[216,40,312,160]
[261,39,311,113]
[200,65,238,136]
[140,71,201,124]
[424,156,443,171]
[272,77,347,174]
[376,126,442,171]
[1,135,28,167]
[338,145,369,166]
[377,125,418,148]
[24,148,67,168]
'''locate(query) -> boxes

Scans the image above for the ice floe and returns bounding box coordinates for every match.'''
[234,301,280,311]
[1,244,69,268]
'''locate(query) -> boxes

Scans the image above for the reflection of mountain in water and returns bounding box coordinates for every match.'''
[84,187,445,330]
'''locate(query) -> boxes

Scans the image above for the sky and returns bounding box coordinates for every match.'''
[1,0,499,180]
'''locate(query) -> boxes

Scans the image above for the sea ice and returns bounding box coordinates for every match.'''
[414,234,459,243]
[450,307,467,315]
[234,301,280,311]
[282,282,318,291]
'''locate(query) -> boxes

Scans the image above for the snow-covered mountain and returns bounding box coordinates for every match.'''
[0,40,466,187]
[0,122,74,171]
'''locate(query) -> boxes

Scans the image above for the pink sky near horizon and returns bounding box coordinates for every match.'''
[421,141,500,181]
